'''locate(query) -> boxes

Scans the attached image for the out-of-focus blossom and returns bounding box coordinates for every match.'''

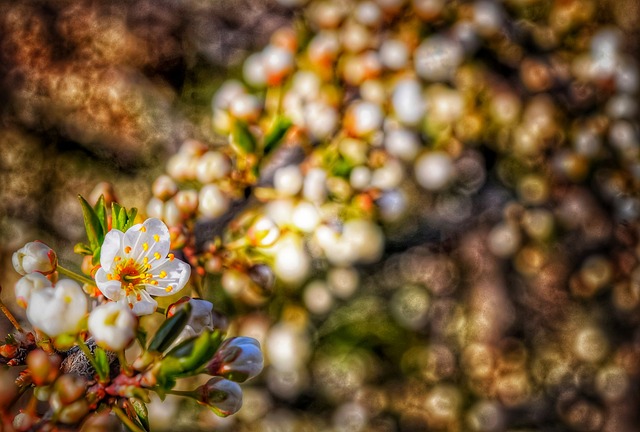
[15,273,52,308]
[88,302,137,351]
[197,377,243,417]
[207,337,264,382]
[27,279,87,337]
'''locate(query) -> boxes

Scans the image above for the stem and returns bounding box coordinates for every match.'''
[76,337,107,382]
[118,350,132,376]
[163,388,195,398]
[0,295,23,333]
[57,265,95,286]
[112,406,146,432]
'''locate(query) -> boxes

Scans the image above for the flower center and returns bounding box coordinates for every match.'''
[106,257,156,298]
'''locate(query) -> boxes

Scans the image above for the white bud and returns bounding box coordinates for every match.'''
[350,166,372,190]
[292,71,321,100]
[146,197,165,220]
[304,102,339,140]
[274,235,310,284]
[384,128,421,161]
[199,377,243,417]
[263,45,295,85]
[265,199,295,225]
[166,152,196,181]
[292,202,321,233]
[355,1,382,26]
[346,101,383,137]
[88,302,137,351]
[243,52,267,88]
[198,184,229,218]
[152,175,178,200]
[377,189,407,222]
[415,151,455,190]
[303,280,334,315]
[229,94,262,123]
[213,80,245,110]
[303,168,328,203]
[342,219,384,263]
[27,279,87,337]
[208,337,264,382]
[415,35,463,81]
[380,39,409,70]
[392,79,426,126]
[196,151,231,184]
[327,267,359,299]
[15,273,52,308]
[174,190,199,215]
[163,199,182,227]
[274,165,303,196]
[371,158,405,190]
[247,216,281,247]
[12,241,57,276]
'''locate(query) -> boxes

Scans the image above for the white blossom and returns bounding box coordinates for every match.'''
[95,218,191,316]
[88,302,137,351]
[12,241,57,275]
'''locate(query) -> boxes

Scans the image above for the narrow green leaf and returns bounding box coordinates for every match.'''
[136,327,148,348]
[93,347,110,382]
[147,303,192,353]
[123,208,138,230]
[73,242,93,256]
[78,195,104,251]
[93,195,108,235]
[231,121,256,154]
[263,116,292,155]
[129,398,150,432]
[159,330,223,381]
[112,202,125,231]
[91,246,102,266]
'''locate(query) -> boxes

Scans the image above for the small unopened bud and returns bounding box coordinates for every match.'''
[13,412,34,431]
[197,377,243,417]
[53,374,86,405]
[248,264,276,296]
[247,216,280,247]
[12,241,58,275]
[206,337,264,383]
[58,399,89,424]
[26,349,61,386]
[152,175,179,201]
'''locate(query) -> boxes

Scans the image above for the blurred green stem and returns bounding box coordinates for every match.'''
[57,265,95,286]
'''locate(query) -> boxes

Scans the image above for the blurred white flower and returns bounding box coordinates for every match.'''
[88,302,137,351]
[95,218,191,316]
[27,279,87,337]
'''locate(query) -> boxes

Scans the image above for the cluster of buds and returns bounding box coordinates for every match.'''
[0,196,263,430]
[135,0,640,430]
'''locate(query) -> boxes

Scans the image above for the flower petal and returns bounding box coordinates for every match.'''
[100,229,125,270]
[95,268,123,301]
[146,259,191,297]
[130,290,157,316]
[123,218,171,263]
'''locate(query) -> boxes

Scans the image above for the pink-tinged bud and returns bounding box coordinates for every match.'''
[26,349,61,386]
[12,241,58,275]
[206,337,264,383]
[197,377,243,417]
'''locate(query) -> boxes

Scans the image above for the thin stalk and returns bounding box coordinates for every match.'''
[112,405,146,432]
[0,293,23,332]
[57,265,95,286]
[118,350,132,376]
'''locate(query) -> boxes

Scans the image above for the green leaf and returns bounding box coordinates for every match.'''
[78,195,104,251]
[147,303,192,353]
[124,207,138,230]
[91,246,102,266]
[93,347,110,382]
[263,116,292,155]
[136,327,148,348]
[93,195,108,235]
[231,121,256,154]
[112,202,125,231]
[73,242,93,256]
[157,330,223,386]
[129,398,150,432]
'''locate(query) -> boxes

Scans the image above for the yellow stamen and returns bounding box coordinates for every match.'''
[151,280,158,285]
[159,271,167,278]
[114,256,121,262]
[142,242,149,251]
[140,226,147,232]
[154,252,161,260]
[107,274,112,281]
[124,246,132,254]
[153,234,159,242]
[168,253,175,261]
[143,257,149,264]
[165,287,172,292]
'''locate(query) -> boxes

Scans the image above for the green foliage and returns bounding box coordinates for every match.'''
[147,303,192,353]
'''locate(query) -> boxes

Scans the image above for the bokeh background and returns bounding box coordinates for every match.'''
[1,0,640,430]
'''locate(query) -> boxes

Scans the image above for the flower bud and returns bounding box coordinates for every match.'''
[206,337,264,383]
[12,241,58,275]
[197,377,243,417]
[196,151,231,184]
[168,298,216,346]
[15,273,52,308]
[88,302,137,351]
[53,374,86,405]
[174,190,199,215]
[247,216,280,247]
[274,165,303,196]
[262,45,295,85]
[152,175,179,201]
[26,349,61,386]
[26,279,88,337]
[198,184,229,218]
